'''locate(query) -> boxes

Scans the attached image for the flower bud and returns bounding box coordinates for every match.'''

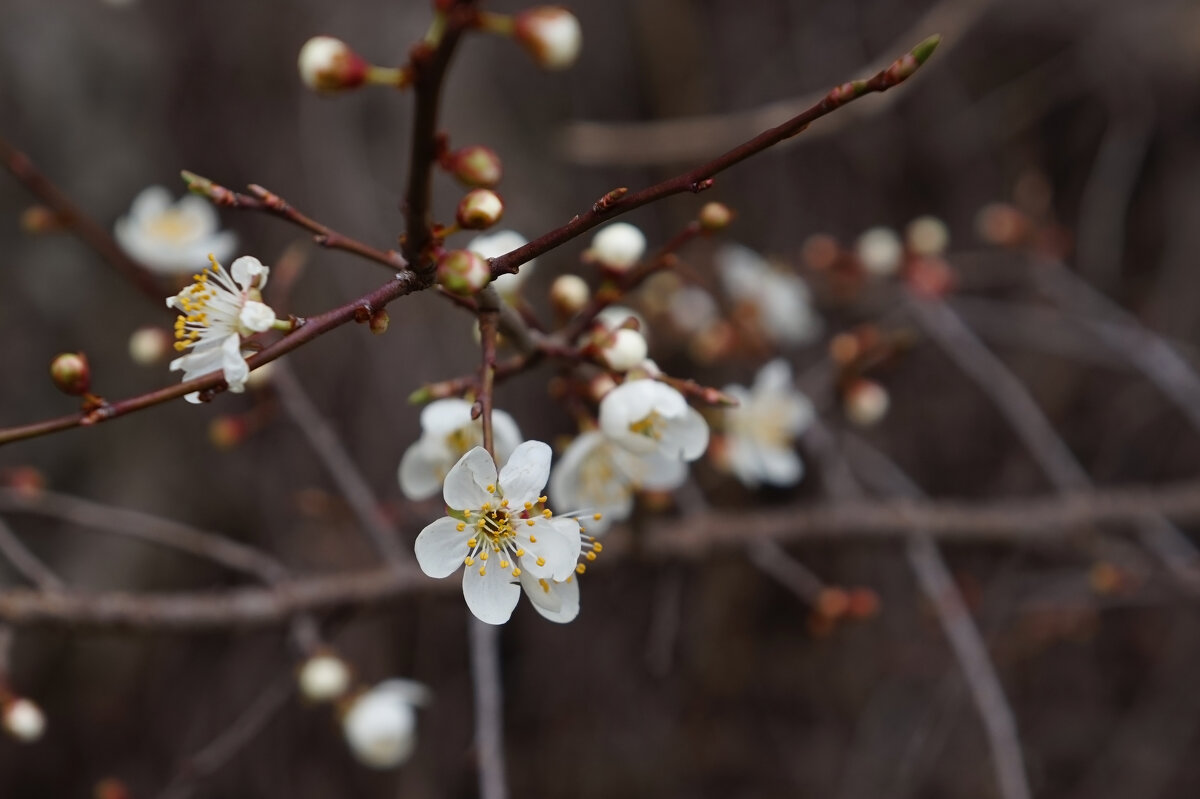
[50,352,90,396]
[855,227,903,276]
[208,416,247,450]
[369,308,390,335]
[906,215,950,256]
[514,7,582,71]
[975,203,1030,247]
[447,145,503,188]
[128,326,171,366]
[599,328,648,372]
[3,697,45,742]
[19,206,62,234]
[298,653,352,702]
[550,274,590,314]
[456,189,504,230]
[342,679,430,769]
[586,222,646,272]
[298,36,368,93]
[843,378,889,427]
[698,202,734,232]
[437,250,491,296]
[801,233,839,271]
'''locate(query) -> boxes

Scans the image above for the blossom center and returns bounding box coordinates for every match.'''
[147,209,200,243]
[628,410,664,441]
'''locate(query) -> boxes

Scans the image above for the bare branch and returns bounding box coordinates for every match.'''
[469,619,508,799]
[0,516,63,591]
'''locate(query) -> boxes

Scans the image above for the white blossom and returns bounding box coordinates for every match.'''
[594,305,647,336]
[342,679,430,769]
[115,186,236,275]
[716,243,821,346]
[467,230,535,300]
[600,328,648,372]
[166,255,276,402]
[598,379,709,460]
[414,442,582,625]
[722,359,814,488]
[550,430,687,534]
[398,399,522,501]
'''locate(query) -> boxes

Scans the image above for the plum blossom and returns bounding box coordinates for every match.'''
[716,243,821,346]
[166,255,276,402]
[550,430,687,534]
[115,186,236,275]
[598,379,709,460]
[721,359,814,488]
[414,442,582,624]
[398,399,522,501]
[341,679,430,769]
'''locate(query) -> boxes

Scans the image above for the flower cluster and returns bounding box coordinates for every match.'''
[718,359,814,488]
[166,254,276,402]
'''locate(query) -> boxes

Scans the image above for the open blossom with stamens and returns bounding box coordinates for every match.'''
[599,379,709,460]
[166,255,276,403]
[398,399,522,501]
[716,243,821,346]
[414,442,581,625]
[721,359,814,488]
[550,430,688,534]
[115,186,236,275]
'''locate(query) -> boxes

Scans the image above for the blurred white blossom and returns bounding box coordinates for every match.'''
[467,229,534,300]
[722,359,814,488]
[342,679,430,769]
[599,379,709,461]
[716,243,821,345]
[115,186,236,275]
[398,399,522,501]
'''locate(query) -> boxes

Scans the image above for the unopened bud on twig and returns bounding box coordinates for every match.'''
[208,416,247,450]
[437,250,491,296]
[456,189,504,230]
[50,352,91,396]
[446,145,503,188]
[599,328,648,372]
[19,206,63,234]
[514,7,582,71]
[298,36,370,92]
[698,202,734,232]
[906,215,950,256]
[855,227,903,277]
[550,274,590,314]
[2,697,45,743]
[586,222,646,273]
[369,308,390,335]
[843,378,890,427]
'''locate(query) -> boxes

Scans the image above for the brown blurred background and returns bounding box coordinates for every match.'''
[3,0,1200,796]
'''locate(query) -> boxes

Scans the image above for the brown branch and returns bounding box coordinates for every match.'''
[402,1,478,274]
[557,0,983,166]
[0,134,163,302]
[183,175,407,272]
[5,477,1200,629]
[0,516,63,591]
[488,36,940,282]
[0,488,287,584]
[0,270,426,448]
[477,286,501,458]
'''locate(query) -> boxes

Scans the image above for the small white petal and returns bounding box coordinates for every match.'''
[660,407,710,461]
[518,517,574,580]
[462,561,520,625]
[238,300,276,333]
[520,571,580,623]
[491,410,524,463]
[397,440,446,501]
[443,447,497,511]
[414,516,469,578]
[497,440,551,507]
[420,398,474,436]
[230,255,268,289]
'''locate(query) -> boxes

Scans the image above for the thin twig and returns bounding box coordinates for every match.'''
[489,36,940,282]
[271,363,405,564]
[155,674,294,799]
[468,619,508,799]
[812,423,1032,799]
[0,516,64,591]
[0,488,287,584]
[0,134,162,301]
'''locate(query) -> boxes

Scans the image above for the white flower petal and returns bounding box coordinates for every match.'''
[443,447,496,510]
[498,440,551,506]
[238,300,276,333]
[517,516,574,580]
[420,398,474,436]
[230,255,268,289]
[492,410,523,463]
[414,516,468,578]
[520,571,580,624]
[660,407,710,461]
[398,440,446,501]
[128,186,172,221]
[461,560,520,625]
[636,451,689,491]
